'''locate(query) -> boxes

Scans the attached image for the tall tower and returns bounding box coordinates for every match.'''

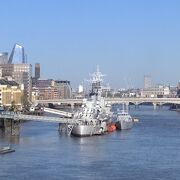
[35,63,40,79]
[8,43,26,64]
[177,82,180,98]
[144,75,152,89]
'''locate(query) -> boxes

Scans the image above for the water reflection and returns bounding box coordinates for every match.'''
[1,106,180,180]
[0,133,20,145]
[118,130,132,140]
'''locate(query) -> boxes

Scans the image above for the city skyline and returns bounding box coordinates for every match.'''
[1,0,180,88]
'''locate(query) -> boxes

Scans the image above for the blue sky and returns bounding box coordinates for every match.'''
[0,0,180,88]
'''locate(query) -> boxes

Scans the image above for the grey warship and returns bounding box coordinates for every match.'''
[71,66,111,137]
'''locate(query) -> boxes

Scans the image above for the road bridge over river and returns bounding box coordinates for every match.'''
[105,97,180,106]
[35,97,180,109]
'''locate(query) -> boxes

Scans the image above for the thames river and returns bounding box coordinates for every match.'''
[0,106,180,180]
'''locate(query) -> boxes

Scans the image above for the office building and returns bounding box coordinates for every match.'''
[140,85,170,98]
[35,63,40,80]
[9,44,26,64]
[177,82,180,97]
[32,79,59,100]
[144,75,152,89]
[0,52,8,64]
[0,64,32,99]
[55,80,72,99]
[13,64,32,99]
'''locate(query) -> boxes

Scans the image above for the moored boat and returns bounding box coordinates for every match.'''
[115,105,133,130]
[107,123,116,132]
[70,66,112,137]
[0,146,15,154]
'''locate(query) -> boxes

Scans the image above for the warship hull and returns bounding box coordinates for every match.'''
[71,125,104,137]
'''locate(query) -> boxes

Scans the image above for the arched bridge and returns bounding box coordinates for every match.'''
[35,97,180,109]
[105,97,180,106]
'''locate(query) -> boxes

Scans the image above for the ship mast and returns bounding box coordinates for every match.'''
[88,65,106,97]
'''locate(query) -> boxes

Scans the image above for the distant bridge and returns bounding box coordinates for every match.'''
[105,97,180,105]
[35,98,180,108]
[35,99,83,107]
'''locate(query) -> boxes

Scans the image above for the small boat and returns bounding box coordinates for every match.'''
[115,104,133,130]
[133,118,139,122]
[107,123,116,132]
[0,146,15,154]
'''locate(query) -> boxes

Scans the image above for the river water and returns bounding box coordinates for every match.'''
[0,105,180,180]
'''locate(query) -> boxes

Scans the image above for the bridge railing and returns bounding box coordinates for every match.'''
[0,111,78,124]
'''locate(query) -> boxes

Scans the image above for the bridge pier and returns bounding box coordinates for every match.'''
[0,118,20,136]
[71,103,74,110]
[153,103,157,110]
[134,102,139,109]
[58,123,66,132]
[159,103,163,109]
[125,102,129,110]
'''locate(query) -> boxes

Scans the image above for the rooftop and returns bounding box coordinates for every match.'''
[0,79,19,86]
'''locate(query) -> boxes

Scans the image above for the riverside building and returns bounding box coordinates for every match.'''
[0,63,32,100]
[55,80,72,99]
[32,79,72,101]
[32,79,59,101]
[0,79,23,108]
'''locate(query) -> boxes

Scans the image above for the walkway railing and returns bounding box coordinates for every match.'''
[0,111,78,124]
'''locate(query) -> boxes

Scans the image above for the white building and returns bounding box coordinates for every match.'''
[140,85,170,98]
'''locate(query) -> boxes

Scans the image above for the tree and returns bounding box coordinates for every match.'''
[21,95,30,108]
[9,100,16,111]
